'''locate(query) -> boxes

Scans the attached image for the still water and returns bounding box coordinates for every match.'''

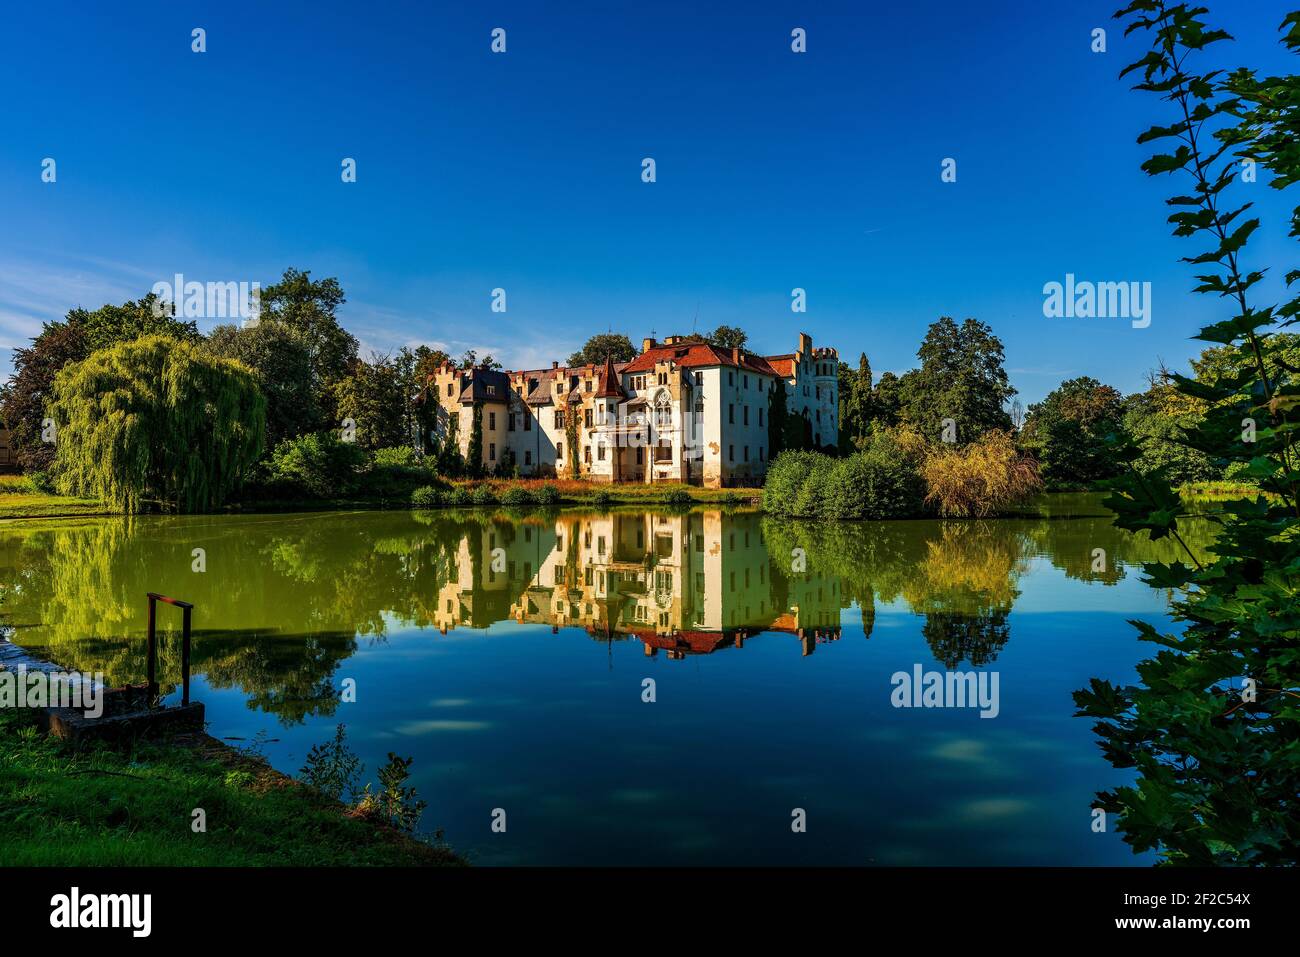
[0,498,1212,865]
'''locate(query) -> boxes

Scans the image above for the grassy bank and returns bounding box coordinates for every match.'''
[0,709,464,866]
[0,475,757,520]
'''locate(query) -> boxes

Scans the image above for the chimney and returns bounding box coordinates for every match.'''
[798,332,812,355]
[552,360,558,369]
[731,347,740,365]
[642,337,657,353]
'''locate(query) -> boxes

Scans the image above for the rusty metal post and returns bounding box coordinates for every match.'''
[146,594,158,701]
[181,604,192,707]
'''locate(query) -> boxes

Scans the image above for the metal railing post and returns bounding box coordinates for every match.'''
[146,594,158,701]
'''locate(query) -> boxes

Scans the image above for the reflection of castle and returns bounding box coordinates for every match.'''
[434,511,844,657]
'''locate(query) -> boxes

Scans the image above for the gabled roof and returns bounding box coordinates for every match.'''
[765,354,797,377]
[458,368,511,404]
[623,342,780,376]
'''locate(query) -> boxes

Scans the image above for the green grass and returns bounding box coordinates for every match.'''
[0,710,464,866]
[0,491,108,518]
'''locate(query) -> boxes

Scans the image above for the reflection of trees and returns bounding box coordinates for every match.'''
[763,518,1030,665]
[0,501,1225,721]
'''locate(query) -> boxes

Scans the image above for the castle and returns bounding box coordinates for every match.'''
[425,332,839,487]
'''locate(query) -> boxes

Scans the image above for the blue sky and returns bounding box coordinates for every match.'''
[2,0,1298,404]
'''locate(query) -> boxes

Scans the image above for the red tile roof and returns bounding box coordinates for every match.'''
[623,342,781,376]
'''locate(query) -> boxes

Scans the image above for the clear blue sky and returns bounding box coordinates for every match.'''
[2,0,1297,404]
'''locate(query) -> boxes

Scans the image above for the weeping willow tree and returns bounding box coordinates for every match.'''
[51,335,266,513]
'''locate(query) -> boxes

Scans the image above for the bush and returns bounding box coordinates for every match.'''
[534,484,560,506]
[269,431,367,499]
[922,430,1043,518]
[824,446,925,520]
[446,487,472,508]
[764,440,925,520]
[366,446,442,499]
[763,450,822,515]
[500,486,534,508]
[23,470,57,495]
[471,484,498,507]
[410,485,445,509]
[793,456,837,518]
[663,487,693,506]
[588,488,613,508]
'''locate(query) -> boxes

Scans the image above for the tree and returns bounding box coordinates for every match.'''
[1,320,88,471]
[707,325,748,351]
[459,349,502,370]
[897,317,1015,443]
[1121,387,1217,486]
[768,383,790,459]
[1020,377,1126,488]
[332,354,408,451]
[568,333,636,367]
[465,400,485,477]
[206,321,320,449]
[78,294,199,352]
[838,353,875,453]
[871,371,903,428]
[257,268,357,421]
[1,296,199,472]
[50,336,265,513]
[1076,2,1300,865]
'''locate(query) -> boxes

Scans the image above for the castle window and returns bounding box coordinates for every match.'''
[557,441,564,459]
[508,412,516,431]
[554,411,564,428]
[489,442,496,461]
[524,450,532,466]
[489,411,496,430]
[524,413,531,431]
[743,406,749,426]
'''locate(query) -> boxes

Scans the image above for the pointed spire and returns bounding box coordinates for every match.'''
[594,353,624,398]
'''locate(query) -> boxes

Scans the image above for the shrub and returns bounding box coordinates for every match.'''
[446,487,472,507]
[588,488,613,508]
[500,485,534,508]
[922,430,1042,518]
[366,446,441,498]
[663,487,693,506]
[471,484,498,507]
[792,455,837,518]
[23,470,57,495]
[824,446,925,520]
[534,484,560,506]
[269,431,367,499]
[410,485,445,509]
[763,450,821,515]
[299,724,364,804]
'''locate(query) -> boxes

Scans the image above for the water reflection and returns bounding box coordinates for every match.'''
[0,505,1212,726]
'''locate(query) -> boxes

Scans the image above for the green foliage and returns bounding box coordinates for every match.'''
[466,401,485,478]
[825,432,927,519]
[50,336,265,513]
[410,485,445,509]
[1021,376,1126,488]
[838,353,875,453]
[371,752,427,833]
[257,269,357,423]
[23,470,57,495]
[587,487,613,508]
[205,320,321,449]
[500,485,534,507]
[332,354,409,451]
[268,431,367,499]
[1,297,198,473]
[896,317,1015,442]
[534,484,560,506]
[1121,389,1218,485]
[1077,2,1300,865]
[568,333,637,366]
[470,484,497,507]
[446,487,473,508]
[763,450,822,515]
[299,724,365,803]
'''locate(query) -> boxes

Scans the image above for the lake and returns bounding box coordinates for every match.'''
[0,497,1214,865]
